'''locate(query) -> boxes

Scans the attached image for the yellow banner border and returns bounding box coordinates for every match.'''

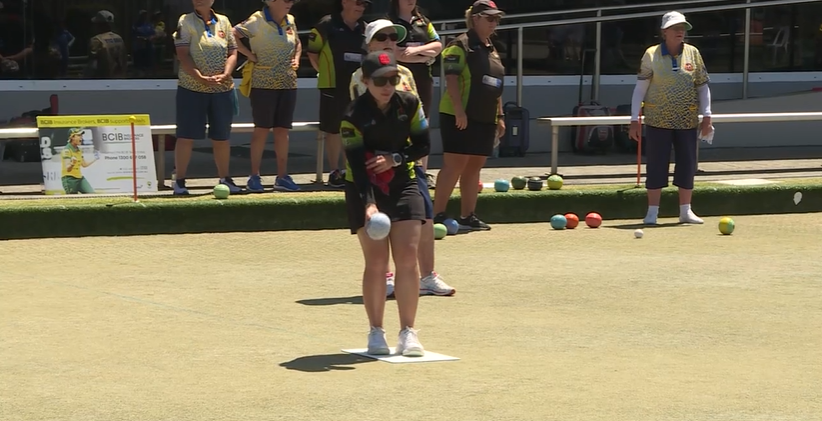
[36,115,152,128]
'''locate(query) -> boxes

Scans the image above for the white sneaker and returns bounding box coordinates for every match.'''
[367,327,390,355]
[397,327,424,357]
[680,210,704,224]
[420,272,455,296]
[643,215,658,225]
[386,272,395,298]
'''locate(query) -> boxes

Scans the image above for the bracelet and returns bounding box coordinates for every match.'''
[497,114,505,119]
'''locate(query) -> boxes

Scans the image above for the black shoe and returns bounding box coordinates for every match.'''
[458,213,491,231]
[433,212,449,224]
[327,170,345,188]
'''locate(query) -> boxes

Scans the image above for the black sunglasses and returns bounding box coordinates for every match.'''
[372,75,401,87]
[373,32,399,42]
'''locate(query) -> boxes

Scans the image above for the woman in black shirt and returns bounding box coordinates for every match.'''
[341,51,431,357]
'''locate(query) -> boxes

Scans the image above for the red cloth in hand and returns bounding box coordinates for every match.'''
[365,151,394,195]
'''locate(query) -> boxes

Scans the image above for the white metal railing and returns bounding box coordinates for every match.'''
[434,0,822,105]
[431,0,735,26]
[0,122,324,188]
[537,112,822,176]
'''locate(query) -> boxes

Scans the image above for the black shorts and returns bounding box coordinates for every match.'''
[439,113,497,156]
[319,88,351,134]
[250,88,297,129]
[344,178,426,235]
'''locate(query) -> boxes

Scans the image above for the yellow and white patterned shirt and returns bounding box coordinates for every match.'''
[234,10,298,90]
[349,64,417,100]
[639,43,709,130]
[174,10,237,93]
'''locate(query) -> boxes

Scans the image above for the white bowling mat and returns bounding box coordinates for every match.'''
[341,348,460,364]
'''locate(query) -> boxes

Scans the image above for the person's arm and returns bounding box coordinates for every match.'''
[694,48,712,118]
[341,118,375,206]
[306,20,327,73]
[349,70,361,100]
[442,44,467,115]
[401,97,431,162]
[631,48,654,121]
[222,21,238,78]
[67,32,76,49]
[173,15,206,80]
[63,150,76,172]
[233,15,257,61]
[293,21,302,70]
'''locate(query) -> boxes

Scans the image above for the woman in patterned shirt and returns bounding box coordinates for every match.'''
[629,11,714,226]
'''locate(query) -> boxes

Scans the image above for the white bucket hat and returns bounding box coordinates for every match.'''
[661,11,692,31]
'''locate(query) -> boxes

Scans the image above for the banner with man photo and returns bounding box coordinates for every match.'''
[36,115,157,195]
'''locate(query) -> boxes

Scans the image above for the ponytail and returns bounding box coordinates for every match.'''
[465,7,474,30]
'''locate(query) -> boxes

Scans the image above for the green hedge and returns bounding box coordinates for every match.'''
[1,182,820,240]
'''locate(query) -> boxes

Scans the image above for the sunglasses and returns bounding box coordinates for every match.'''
[373,32,399,42]
[372,75,401,87]
[475,14,501,23]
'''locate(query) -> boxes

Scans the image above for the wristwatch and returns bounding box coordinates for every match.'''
[391,153,403,167]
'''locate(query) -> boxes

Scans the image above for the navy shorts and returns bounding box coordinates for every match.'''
[176,87,234,141]
[415,165,433,219]
[644,125,698,190]
[250,88,297,129]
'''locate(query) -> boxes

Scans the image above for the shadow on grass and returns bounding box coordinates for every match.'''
[606,222,686,230]
[296,296,364,306]
[279,353,374,372]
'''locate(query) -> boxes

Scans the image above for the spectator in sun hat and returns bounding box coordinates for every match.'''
[233,0,302,193]
[171,0,239,196]
[350,19,456,300]
[86,10,127,79]
[629,11,714,226]
[431,0,506,232]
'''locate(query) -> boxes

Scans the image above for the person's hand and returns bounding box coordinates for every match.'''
[365,203,378,221]
[366,154,394,174]
[291,56,300,69]
[700,117,712,138]
[197,72,218,85]
[400,46,417,59]
[211,73,230,84]
[455,110,468,130]
[629,121,642,142]
[496,119,506,139]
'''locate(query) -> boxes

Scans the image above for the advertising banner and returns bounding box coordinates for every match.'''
[36,115,157,195]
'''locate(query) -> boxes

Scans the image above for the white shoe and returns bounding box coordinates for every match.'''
[397,327,424,357]
[386,272,395,298]
[420,272,455,296]
[367,327,390,355]
[643,206,659,225]
[680,211,704,224]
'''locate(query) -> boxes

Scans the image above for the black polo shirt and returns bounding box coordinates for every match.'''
[307,13,367,90]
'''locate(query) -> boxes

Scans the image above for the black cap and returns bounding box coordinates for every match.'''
[361,51,398,79]
[471,0,504,16]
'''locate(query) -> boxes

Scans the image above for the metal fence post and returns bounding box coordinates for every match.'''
[742,0,752,99]
[517,26,524,106]
[593,9,602,101]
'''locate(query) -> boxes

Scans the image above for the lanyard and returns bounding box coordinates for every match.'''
[263,8,288,36]
[197,11,217,37]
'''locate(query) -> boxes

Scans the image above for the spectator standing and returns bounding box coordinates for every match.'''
[387,0,442,179]
[431,1,506,231]
[307,0,370,188]
[349,19,455,299]
[85,11,127,79]
[234,0,302,192]
[171,0,239,195]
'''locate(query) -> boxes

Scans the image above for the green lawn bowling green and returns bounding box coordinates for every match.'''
[2,214,819,421]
